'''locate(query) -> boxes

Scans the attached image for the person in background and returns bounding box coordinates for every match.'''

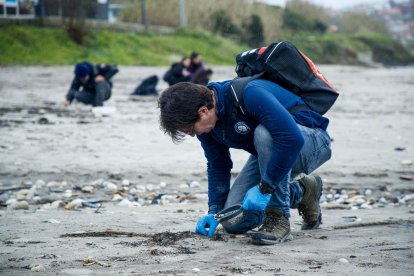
[192,68,214,86]
[64,62,118,107]
[188,52,205,83]
[163,57,191,86]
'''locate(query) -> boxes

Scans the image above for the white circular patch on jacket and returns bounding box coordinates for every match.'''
[234,122,250,134]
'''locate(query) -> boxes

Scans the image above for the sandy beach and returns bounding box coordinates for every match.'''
[0,65,413,275]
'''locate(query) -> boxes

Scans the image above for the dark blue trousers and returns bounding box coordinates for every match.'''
[75,82,111,107]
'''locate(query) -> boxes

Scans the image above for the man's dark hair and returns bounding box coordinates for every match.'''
[190,52,199,59]
[158,82,214,143]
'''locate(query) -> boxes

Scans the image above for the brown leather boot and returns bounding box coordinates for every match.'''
[251,207,293,245]
[298,175,323,230]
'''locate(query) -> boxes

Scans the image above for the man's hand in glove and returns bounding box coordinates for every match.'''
[242,185,271,211]
[195,214,219,237]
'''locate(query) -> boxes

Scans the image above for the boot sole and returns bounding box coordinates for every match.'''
[301,175,323,230]
[251,232,293,246]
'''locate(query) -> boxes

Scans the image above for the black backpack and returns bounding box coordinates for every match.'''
[231,40,339,115]
[131,75,159,96]
[163,68,173,83]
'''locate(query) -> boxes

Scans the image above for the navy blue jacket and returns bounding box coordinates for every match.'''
[200,79,329,214]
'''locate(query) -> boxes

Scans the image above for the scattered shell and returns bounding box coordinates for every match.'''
[17,189,31,196]
[118,199,131,207]
[45,219,60,224]
[121,179,130,186]
[35,179,46,187]
[179,183,189,189]
[401,160,413,166]
[105,182,118,191]
[400,194,414,205]
[112,194,123,201]
[64,198,84,210]
[51,200,64,209]
[7,200,29,210]
[31,264,46,272]
[379,197,388,204]
[189,181,200,188]
[359,203,372,209]
[82,186,94,193]
[91,179,104,187]
[146,192,157,200]
[6,198,17,205]
[63,190,73,198]
[338,258,349,264]
[136,185,146,191]
[83,256,110,267]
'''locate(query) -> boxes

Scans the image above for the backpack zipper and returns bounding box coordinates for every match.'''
[265,41,285,63]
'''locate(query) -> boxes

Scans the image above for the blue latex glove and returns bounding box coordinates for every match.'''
[195,214,219,237]
[242,185,271,211]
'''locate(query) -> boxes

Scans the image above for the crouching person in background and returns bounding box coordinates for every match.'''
[64,62,119,107]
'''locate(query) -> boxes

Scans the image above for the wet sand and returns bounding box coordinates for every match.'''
[0,65,413,275]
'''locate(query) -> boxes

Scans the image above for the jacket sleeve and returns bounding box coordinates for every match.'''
[66,77,81,102]
[197,133,233,214]
[243,82,304,187]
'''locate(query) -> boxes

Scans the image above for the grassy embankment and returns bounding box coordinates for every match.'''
[1,25,413,66]
[0,25,245,66]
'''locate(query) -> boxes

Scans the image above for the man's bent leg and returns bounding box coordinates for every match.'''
[291,125,331,230]
[93,81,111,107]
[224,155,261,209]
[74,91,94,105]
[221,156,264,234]
[253,125,304,217]
[291,125,331,177]
[251,125,301,245]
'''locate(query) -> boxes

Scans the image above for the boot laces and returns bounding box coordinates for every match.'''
[259,214,284,232]
[298,204,307,217]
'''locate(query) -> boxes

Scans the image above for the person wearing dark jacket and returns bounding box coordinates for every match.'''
[158,80,332,245]
[64,62,119,107]
[163,57,191,86]
[192,68,213,86]
[188,52,205,83]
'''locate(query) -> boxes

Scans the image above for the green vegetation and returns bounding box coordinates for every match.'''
[0,25,246,65]
[1,23,413,66]
[2,0,413,66]
[242,14,265,47]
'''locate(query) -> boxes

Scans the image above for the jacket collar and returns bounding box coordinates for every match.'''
[207,80,232,120]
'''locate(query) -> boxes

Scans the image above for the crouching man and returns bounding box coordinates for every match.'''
[158,81,332,245]
[64,61,118,107]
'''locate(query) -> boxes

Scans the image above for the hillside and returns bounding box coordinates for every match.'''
[0,24,413,66]
[0,25,246,66]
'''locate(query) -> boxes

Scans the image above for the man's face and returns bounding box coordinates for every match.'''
[193,56,201,64]
[185,106,217,137]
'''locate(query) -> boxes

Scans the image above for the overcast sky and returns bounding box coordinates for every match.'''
[258,0,391,10]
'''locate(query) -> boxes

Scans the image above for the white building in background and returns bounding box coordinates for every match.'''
[1,0,20,17]
[0,0,125,22]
